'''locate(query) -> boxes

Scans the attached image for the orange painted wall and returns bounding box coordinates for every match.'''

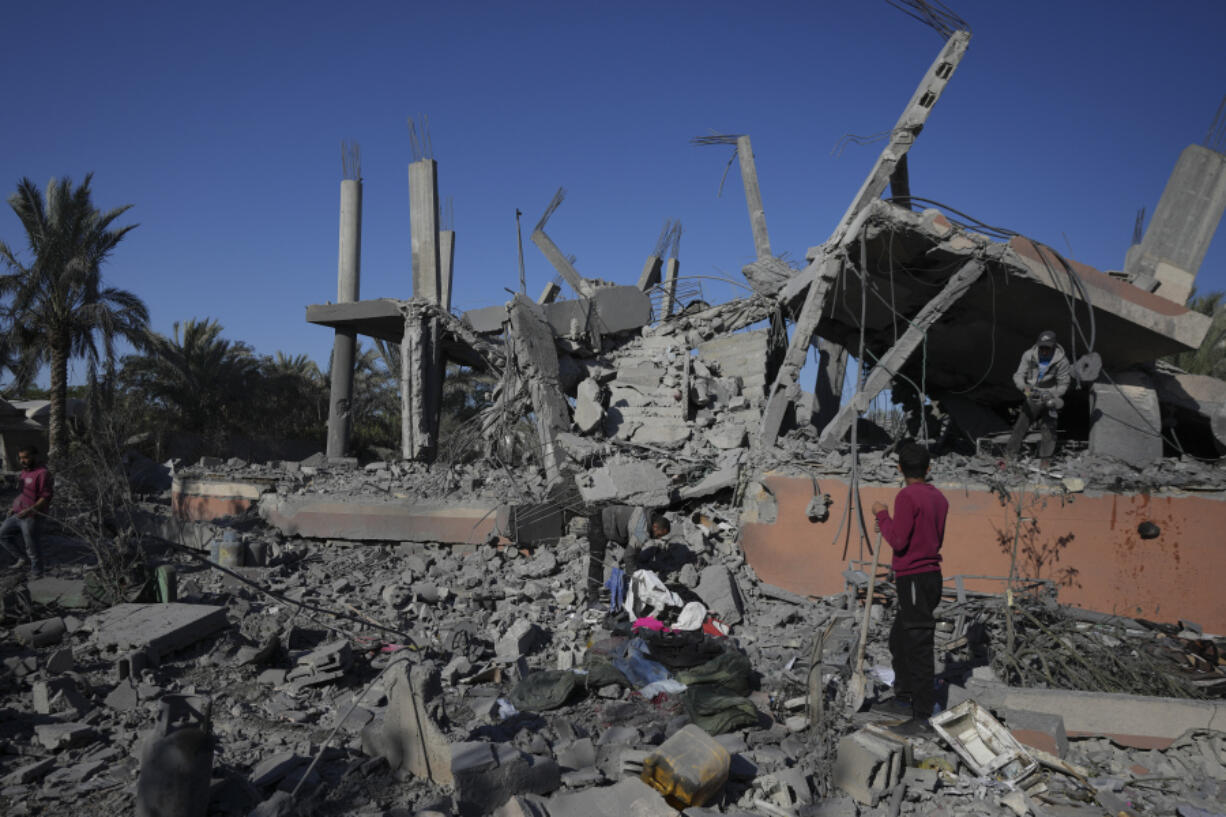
[739,473,1226,632]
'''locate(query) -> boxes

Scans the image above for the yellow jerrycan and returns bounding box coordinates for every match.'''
[641,723,730,808]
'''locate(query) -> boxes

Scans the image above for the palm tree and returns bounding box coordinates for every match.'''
[1168,290,1226,379]
[0,174,149,458]
[120,318,259,442]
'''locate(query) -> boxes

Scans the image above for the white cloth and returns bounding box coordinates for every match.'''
[672,601,707,631]
[624,569,682,620]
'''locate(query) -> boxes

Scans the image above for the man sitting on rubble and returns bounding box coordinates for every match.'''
[587,506,670,608]
[1005,329,1071,468]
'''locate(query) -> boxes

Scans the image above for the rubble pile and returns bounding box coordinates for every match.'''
[3,471,1226,817]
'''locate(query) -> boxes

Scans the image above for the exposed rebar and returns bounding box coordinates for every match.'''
[341,140,361,181]
[884,0,970,38]
[534,187,566,232]
[1204,94,1226,154]
[668,220,683,260]
[651,218,674,258]
[407,115,434,162]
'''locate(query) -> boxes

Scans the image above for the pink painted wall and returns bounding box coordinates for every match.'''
[740,473,1226,632]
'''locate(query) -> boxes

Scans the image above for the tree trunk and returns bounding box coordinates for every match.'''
[48,336,69,463]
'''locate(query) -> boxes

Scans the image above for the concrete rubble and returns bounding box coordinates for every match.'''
[5,7,1226,817]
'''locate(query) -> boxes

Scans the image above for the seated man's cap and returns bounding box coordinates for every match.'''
[1036,330,1057,346]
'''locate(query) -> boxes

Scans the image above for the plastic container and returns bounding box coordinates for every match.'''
[640,724,730,808]
[217,530,244,568]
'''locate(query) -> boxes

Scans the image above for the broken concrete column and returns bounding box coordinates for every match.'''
[736,135,771,260]
[1125,144,1226,303]
[813,337,848,432]
[661,255,679,319]
[828,28,971,245]
[1089,370,1164,468]
[327,167,362,459]
[508,295,571,484]
[400,302,442,462]
[361,660,452,784]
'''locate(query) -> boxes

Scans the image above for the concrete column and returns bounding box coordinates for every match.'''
[736,135,771,259]
[326,177,361,459]
[661,257,680,318]
[439,229,455,311]
[1125,144,1226,304]
[813,338,848,432]
[508,295,569,485]
[399,304,440,462]
[409,159,441,302]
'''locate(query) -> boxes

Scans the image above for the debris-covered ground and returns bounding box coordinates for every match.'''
[2,453,1225,817]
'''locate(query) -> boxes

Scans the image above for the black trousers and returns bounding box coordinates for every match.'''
[889,570,942,720]
[1006,397,1057,459]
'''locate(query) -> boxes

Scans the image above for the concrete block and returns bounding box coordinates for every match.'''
[497,620,544,661]
[544,776,680,817]
[832,728,907,806]
[706,422,746,450]
[14,616,66,647]
[90,603,227,658]
[45,647,75,673]
[630,421,691,448]
[1089,373,1163,468]
[27,577,90,608]
[576,461,672,506]
[2,756,56,785]
[361,661,452,784]
[695,565,744,626]
[1002,707,1069,758]
[574,377,604,434]
[35,722,97,751]
[542,286,652,337]
[451,742,560,817]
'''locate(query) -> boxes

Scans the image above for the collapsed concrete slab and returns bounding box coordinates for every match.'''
[171,474,274,521]
[260,494,499,544]
[950,679,1226,748]
[89,603,227,658]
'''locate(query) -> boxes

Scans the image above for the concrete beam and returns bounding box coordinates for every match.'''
[829,29,971,246]
[819,258,984,449]
[171,475,274,521]
[260,494,499,543]
[530,229,593,298]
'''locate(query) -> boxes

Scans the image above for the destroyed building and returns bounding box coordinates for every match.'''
[4,5,1226,817]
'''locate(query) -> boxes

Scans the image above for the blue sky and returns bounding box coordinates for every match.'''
[2,0,1225,385]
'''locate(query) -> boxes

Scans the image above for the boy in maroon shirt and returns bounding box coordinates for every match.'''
[1,446,53,578]
[871,442,947,735]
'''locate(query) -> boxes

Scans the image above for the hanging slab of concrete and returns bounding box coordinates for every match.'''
[260,494,498,544]
[1089,371,1164,467]
[89,603,227,657]
[172,475,275,521]
[949,678,1226,749]
[461,286,653,336]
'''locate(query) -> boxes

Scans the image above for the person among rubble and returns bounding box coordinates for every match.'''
[871,442,947,736]
[1005,329,1071,467]
[1,446,53,578]
[587,505,670,607]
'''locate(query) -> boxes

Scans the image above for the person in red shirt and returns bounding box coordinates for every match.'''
[871,442,948,736]
[1,446,53,578]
